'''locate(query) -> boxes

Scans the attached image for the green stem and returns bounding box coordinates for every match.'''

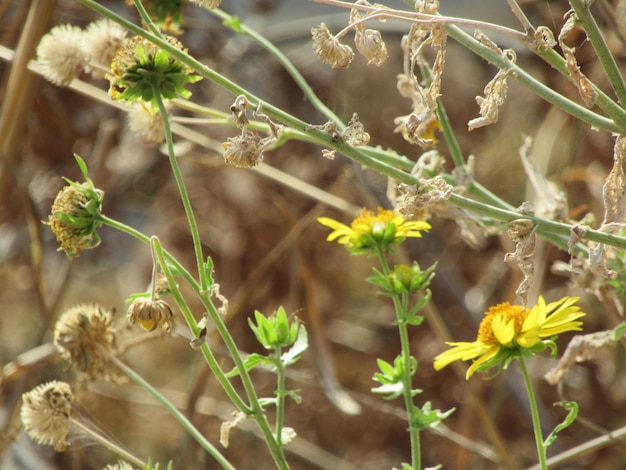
[274,346,287,448]
[569,0,626,107]
[209,8,345,130]
[445,23,623,134]
[131,0,164,38]
[518,357,547,470]
[98,214,288,468]
[107,353,237,470]
[78,0,626,254]
[71,418,146,468]
[376,248,421,470]
[151,237,251,413]
[152,88,209,292]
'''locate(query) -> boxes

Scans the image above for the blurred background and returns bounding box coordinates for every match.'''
[1,0,626,469]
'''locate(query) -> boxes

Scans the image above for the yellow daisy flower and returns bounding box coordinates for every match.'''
[434,296,585,380]
[318,207,431,254]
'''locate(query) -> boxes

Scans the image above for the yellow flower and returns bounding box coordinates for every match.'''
[318,207,431,254]
[434,296,585,380]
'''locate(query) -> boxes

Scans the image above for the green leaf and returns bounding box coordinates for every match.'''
[225,353,273,378]
[544,401,578,447]
[281,325,308,367]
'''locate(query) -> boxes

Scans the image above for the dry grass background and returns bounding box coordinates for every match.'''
[1,1,626,469]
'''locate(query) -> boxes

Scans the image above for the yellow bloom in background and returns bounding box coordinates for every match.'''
[318,207,431,254]
[434,296,585,380]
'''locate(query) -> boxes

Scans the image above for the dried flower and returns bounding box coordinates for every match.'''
[127,298,174,332]
[108,35,201,108]
[223,131,267,168]
[311,23,354,69]
[127,103,166,143]
[36,24,88,86]
[83,19,128,79]
[342,113,370,146]
[54,304,116,380]
[21,381,73,451]
[46,156,104,259]
[355,28,388,66]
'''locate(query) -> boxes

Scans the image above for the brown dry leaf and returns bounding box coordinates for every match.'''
[545,323,626,385]
[602,136,626,225]
[558,11,597,107]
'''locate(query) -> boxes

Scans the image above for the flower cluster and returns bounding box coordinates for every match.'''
[318,207,431,255]
[434,296,586,379]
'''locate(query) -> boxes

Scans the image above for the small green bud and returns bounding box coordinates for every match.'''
[249,307,299,349]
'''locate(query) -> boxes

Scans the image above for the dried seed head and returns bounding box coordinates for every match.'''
[54,304,116,380]
[83,19,128,79]
[21,381,73,451]
[311,23,354,69]
[127,103,166,143]
[342,113,370,146]
[355,29,388,66]
[46,179,104,259]
[127,298,174,332]
[223,132,266,168]
[36,24,88,86]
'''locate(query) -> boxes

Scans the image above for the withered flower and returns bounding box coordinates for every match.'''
[311,23,354,69]
[54,304,116,380]
[21,381,73,451]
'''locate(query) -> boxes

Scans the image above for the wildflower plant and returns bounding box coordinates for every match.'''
[434,296,586,468]
[9,0,626,468]
[319,208,452,470]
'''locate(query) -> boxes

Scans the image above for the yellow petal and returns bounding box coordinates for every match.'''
[492,314,515,345]
[433,341,491,370]
[466,344,501,379]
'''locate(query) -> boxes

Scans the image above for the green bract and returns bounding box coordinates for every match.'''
[248,307,299,350]
[109,35,201,110]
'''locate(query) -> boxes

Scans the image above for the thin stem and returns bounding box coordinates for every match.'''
[71,418,146,468]
[569,0,626,107]
[152,88,209,292]
[445,23,623,134]
[518,357,547,470]
[151,237,251,413]
[274,346,286,448]
[376,248,421,470]
[77,0,626,254]
[209,8,345,130]
[131,0,163,38]
[107,353,237,470]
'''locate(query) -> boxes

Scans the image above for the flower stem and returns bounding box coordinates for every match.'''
[107,353,237,470]
[568,0,626,108]
[376,248,421,470]
[151,237,251,413]
[152,88,209,292]
[518,357,547,470]
[274,346,287,448]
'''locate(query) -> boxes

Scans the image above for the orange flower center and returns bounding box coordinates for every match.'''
[476,302,530,345]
